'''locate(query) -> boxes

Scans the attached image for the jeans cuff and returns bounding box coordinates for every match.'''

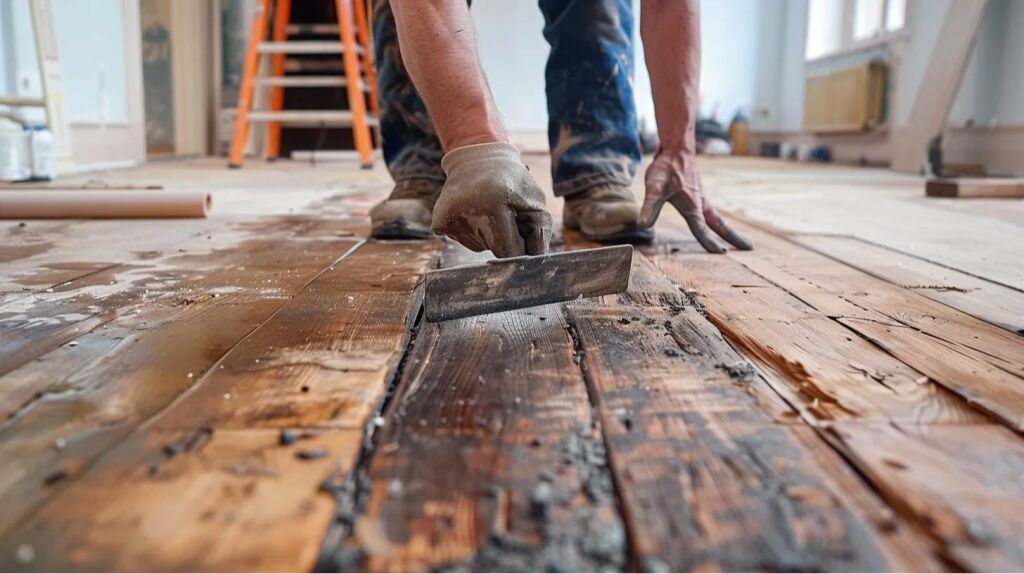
[553,172,633,197]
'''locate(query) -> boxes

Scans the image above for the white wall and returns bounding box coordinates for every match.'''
[472,0,764,133]
[753,0,1024,133]
[0,0,129,124]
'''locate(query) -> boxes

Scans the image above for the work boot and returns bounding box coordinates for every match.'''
[563,183,654,243]
[369,178,444,239]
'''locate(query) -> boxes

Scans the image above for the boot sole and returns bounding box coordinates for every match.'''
[371,220,434,240]
[564,220,655,244]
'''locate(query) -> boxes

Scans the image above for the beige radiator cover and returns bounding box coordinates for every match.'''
[803,61,888,134]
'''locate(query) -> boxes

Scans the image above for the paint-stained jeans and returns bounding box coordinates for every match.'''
[372,0,640,196]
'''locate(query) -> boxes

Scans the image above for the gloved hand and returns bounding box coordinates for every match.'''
[639,151,753,253]
[433,142,552,258]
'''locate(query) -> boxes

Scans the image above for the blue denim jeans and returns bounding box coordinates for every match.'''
[372,0,640,197]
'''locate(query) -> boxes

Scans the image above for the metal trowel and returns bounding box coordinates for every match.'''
[422,245,633,322]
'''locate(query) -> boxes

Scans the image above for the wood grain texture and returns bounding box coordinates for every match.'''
[723,222,1024,431]
[0,225,359,541]
[828,422,1024,571]
[338,306,626,572]
[0,238,441,571]
[790,234,1024,335]
[0,428,363,572]
[565,298,938,572]
[652,253,982,425]
[152,240,440,430]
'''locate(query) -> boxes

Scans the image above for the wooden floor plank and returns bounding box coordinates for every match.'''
[0,224,359,542]
[336,306,626,572]
[565,301,938,571]
[0,428,363,572]
[790,234,1024,335]
[719,222,1024,431]
[652,253,983,425]
[560,255,940,572]
[151,240,440,431]
[324,241,625,571]
[0,239,440,572]
[828,422,1024,571]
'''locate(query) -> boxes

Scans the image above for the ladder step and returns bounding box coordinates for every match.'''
[257,41,363,55]
[247,110,379,127]
[253,75,368,91]
[0,96,46,107]
[285,23,340,35]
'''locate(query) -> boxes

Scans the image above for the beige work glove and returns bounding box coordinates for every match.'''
[432,142,552,258]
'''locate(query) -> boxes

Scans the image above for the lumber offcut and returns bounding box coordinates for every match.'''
[926,178,1024,199]
[0,190,211,219]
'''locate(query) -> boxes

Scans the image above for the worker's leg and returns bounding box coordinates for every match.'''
[369,0,447,239]
[539,0,650,242]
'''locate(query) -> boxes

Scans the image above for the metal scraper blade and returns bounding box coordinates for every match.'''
[423,245,633,322]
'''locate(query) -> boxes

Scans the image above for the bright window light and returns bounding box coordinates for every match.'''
[853,0,885,40]
[806,0,844,60]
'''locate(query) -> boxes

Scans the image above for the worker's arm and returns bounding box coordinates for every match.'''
[638,0,752,252]
[391,0,551,257]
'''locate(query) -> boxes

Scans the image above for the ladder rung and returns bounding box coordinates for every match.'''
[246,110,379,127]
[0,96,46,107]
[285,24,340,35]
[257,41,363,55]
[254,76,367,91]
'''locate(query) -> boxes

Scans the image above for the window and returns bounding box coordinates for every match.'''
[806,0,907,61]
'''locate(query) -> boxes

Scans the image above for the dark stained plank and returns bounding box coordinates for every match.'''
[327,241,626,572]
[790,234,1024,335]
[652,253,983,425]
[0,238,442,572]
[0,225,360,540]
[565,296,940,571]
[0,428,363,572]
[827,422,1024,571]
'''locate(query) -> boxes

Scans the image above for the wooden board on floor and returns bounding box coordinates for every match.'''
[0,225,359,542]
[926,177,1024,199]
[563,261,940,571]
[789,233,1024,335]
[0,239,441,572]
[721,222,1024,432]
[828,422,1024,572]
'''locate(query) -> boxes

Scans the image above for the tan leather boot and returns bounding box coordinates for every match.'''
[369,178,444,239]
[563,183,654,243]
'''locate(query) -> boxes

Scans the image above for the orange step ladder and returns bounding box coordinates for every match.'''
[228,0,379,169]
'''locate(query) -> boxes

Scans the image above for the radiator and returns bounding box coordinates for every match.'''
[803,61,888,133]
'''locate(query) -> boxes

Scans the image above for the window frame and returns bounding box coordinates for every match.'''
[805,0,911,64]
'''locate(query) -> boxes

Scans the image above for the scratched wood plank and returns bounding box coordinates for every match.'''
[0,216,355,381]
[0,428,363,572]
[152,239,441,430]
[722,222,1024,431]
[324,241,625,572]
[789,234,1024,335]
[336,306,626,572]
[652,253,983,425]
[0,239,442,572]
[827,422,1024,571]
[564,297,940,571]
[0,226,359,540]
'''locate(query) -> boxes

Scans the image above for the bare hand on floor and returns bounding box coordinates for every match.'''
[432,142,553,258]
[639,152,753,253]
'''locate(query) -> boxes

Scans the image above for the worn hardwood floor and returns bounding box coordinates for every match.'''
[1,154,1022,572]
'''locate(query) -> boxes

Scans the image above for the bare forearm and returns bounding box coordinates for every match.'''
[641,0,700,154]
[391,0,507,151]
